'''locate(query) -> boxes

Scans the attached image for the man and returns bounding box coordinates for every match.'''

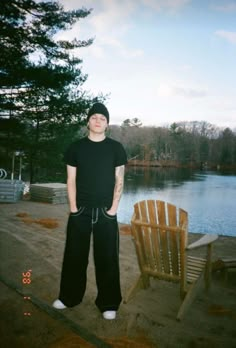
[52,102,127,320]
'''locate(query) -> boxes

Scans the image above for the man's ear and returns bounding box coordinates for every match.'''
[87,123,89,130]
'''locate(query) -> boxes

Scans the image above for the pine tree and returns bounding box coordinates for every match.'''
[0,0,104,182]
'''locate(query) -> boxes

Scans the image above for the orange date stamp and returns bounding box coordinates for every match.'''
[22,269,32,316]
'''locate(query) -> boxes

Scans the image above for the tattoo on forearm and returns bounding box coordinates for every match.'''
[113,166,125,203]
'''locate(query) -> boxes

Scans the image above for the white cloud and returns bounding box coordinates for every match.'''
[59,0,94,11]
[57,0,143,59]
[140,0,191,11]
[157,84,173,97]
[212,2,236,12]
[172,86,208,98]
[84,45,105,59]
[57,0,191,60]
[61,0,191,13]
[88,0,135,33]
[58,0,135,35]
[211,96,236,112]
[215,30,236,44]
[158,84,208,98]
[98,36,144,58]
[178,64,193,71]
[79,35,143,59]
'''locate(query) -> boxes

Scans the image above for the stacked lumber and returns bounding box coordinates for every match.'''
[0,179,25,202]
[30,183,68,204]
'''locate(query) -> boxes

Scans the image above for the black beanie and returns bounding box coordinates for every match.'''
[87,102,109,123]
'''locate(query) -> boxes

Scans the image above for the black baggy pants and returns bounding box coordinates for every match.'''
[58,207,122,312]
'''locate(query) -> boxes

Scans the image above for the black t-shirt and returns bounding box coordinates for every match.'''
[64,137,127,208]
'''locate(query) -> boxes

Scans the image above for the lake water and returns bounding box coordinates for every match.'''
[118,167,236,237]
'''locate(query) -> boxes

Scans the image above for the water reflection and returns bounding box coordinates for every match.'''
[119,167,236,237]
[125,166,200,191]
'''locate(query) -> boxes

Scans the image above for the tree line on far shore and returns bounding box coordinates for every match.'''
[0,1,235,183]
[109,119,236,171]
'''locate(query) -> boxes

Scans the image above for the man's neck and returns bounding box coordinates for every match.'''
[88,132,106,142]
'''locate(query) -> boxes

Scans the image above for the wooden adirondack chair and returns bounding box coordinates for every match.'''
[124,199,218,320]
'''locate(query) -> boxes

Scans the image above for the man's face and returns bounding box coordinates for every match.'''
[88,113,108,134]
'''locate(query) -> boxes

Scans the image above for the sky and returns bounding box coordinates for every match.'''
[57,0,236,130]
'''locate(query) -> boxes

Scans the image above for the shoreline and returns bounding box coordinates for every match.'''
[127,160,236,171]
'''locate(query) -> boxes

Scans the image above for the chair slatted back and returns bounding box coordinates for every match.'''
[131,200,188,284]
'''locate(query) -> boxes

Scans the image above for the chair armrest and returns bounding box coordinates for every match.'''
[187,234,218,250]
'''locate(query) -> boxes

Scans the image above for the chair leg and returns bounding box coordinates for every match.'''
[204,264,212,292]
[176,273,204,321]
[204,244,213,291]
[142,273,150,288]
[123,274,150,303]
